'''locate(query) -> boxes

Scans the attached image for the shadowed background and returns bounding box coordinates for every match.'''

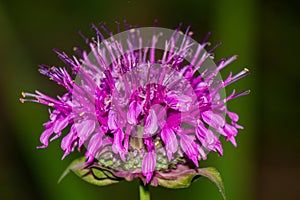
[0,0,299,199]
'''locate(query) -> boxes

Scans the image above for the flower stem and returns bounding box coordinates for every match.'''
[139,180,150,200]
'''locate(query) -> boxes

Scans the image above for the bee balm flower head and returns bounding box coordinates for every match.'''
[21,23,249,184]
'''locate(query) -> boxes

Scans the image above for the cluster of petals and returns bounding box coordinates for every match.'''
[21,23,249,183]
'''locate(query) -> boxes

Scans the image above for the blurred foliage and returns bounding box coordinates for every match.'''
[0,0,299,200]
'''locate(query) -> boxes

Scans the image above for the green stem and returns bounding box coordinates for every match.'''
[139,180,150,200]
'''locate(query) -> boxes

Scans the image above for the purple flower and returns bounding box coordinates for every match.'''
[21,23,249,184]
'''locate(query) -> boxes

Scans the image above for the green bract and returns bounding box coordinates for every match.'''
[59,157,226,200]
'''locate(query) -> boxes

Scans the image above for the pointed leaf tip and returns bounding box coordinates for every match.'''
[197,167,226,200]
[156,167,226,200]
[58,157,87,184]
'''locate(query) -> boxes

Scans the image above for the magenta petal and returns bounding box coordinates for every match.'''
[196,123,222,154]
[53,116,69,133]
[206,130,223,155]
[196,120,207,138]
[198,146,207,160]
[50,110,59,121]
[152,104,167,128]
[50,122,67,141]
[224,124,238,137]
[161,126,178,161]
[112,129,125,155]
[144,137,155,151]
[165,92,192,112]
[228,136,237,147]
[177,95,192,112]
[206,129,216,145]
[144,109,158,136]
[127,101,142,125]
[38,126,54,148]
[166,109,181,128]
[233,122,244,129]
[76,120,96,147]
[201,110,225,129]
[180,134,199,167]
[61,125,77,159]
[215,140,223,155]
[227,110,239,122]
[108,110,118,130]
[142,151,156,183]
[86,132,103,162]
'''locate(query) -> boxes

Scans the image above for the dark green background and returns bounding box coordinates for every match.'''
[0,0,299,199]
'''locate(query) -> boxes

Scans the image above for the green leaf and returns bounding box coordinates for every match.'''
[58,157,121,187]
[156,171,197,189]
[157,167,226,200]
[58,157,86,184]
[197,167,226,200]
